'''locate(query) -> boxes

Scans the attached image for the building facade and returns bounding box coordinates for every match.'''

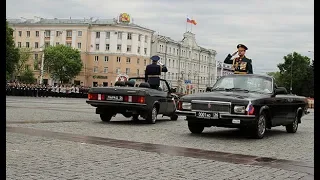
[216,61,234,79]
[151,32,217,94]
[8,13,154,87]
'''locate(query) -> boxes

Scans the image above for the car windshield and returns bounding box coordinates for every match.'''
[212,75,273,94]
[128,77,169,92]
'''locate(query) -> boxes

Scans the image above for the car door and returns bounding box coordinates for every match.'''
[272,95,290,125]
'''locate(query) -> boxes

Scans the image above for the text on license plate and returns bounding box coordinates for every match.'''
[106,96,123,101]
[196,112,219,119]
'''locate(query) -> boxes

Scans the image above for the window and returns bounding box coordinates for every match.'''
[35,31,39,37]
[126,68,130,74]
[66,30,72,37]
[117,32,122,39]
[127,33,132,40]
[138,34,141,41]
[27,31,30,37]
[34,54,38,60]
[18,31,22,36]
[117,57,121,62]
[95,44,99,50]
[78,31,82,36]
[66,43,71,47]
[56,42,60,45]
[137,69,140,75]
[104,67,108,73]
[137,47,140,53]
[45,30,50,37]
[45,42,50,47]
[77,43,81,49]
[117,44,121,51]
[126,57,131,63]
[94,56,99,62]
[172,60,175,68]
[127,45,131,52]
[93,66,98,73]
[137,58,140,64]
[116,68,120,74]
[144,59,146,66]
[144,48,147,55]
[104,56,108,62]
[145,35,148,42]
[35,42,39,48]
[56,31,61,37]
[96,32,100,38]
[106,32,110,39]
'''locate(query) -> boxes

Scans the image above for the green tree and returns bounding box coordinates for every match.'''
[18,68,36,84]
[6,20,20,80]
[276,52,311,96]
[43,45,83,83]
[15,47,32,79]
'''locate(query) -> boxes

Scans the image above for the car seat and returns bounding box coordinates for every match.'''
[139,82,150,88]
[114,81,126,87]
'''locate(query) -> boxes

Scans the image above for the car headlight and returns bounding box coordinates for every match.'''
[234,106,246,114]
[182,102,191,110]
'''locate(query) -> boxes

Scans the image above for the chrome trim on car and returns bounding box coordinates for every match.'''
[86,100,147,106]
[191,100,232,105]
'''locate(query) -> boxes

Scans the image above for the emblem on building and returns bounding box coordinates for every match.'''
[119,13,130,23]
[116,74,129,82]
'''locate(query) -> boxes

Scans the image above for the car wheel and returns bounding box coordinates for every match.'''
[146,106,157,124]
[188,122,204,134]
[170,114,178,121]
[100,114,112,122]
[251,112,267,139]
[132,114,139,121]
[286,115,299,133]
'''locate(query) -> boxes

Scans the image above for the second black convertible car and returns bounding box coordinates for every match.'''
[86,77,178,124]
[176,74,309,139]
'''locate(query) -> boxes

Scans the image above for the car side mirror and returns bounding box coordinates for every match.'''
[274,87,288,95]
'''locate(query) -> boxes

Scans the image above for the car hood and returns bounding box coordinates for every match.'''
[180,91,270,104]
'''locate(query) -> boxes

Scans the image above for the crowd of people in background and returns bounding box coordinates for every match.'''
[6,82,91,98]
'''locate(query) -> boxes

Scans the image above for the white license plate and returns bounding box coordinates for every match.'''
[232,119,241,124]
[196,112,219,119]
[107,96,123,101]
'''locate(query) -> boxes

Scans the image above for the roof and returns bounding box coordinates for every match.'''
[7,18,154,32]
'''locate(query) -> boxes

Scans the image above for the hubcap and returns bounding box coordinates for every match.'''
[258,115,266,135]
[293,117,298,130]
[152,108,157,122]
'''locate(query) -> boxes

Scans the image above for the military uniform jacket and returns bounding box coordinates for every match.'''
[224,54,253,74]
[144,63,168,85]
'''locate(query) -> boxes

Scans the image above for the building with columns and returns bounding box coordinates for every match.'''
[151,32,217,94]
[8,13,154,86]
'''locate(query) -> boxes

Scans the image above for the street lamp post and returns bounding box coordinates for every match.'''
[290,60,293,94]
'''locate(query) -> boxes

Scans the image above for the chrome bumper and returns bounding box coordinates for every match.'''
[176,110,255,120]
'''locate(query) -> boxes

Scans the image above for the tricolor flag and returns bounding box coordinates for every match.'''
[187,17,197,25]
[245,100,254,115]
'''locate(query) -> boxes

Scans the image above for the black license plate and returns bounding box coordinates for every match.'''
[106,95,123,101]
[196,112,219,119]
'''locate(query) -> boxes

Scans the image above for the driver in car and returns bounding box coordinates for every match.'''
[145,55,168,89]
[261,80,272,93]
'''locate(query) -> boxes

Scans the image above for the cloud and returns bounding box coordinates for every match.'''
[6,0,314,74]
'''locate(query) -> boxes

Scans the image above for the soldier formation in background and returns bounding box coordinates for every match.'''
[6,82,90,98]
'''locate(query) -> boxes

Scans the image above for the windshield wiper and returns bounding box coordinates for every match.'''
[225,88,249,92]
[212,87,226,91]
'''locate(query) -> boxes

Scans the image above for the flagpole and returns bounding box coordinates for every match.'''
[191,16,193,32]
[186,15,188,32]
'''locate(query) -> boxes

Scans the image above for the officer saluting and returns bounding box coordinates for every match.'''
[224,44,253,74]
[145,55,168,89]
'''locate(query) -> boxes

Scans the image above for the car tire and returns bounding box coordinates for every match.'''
[188,122,204,134]
[286,115,299,133]
[132,114,139,121]
[250,112,267,139]
[170,114,178,121]
[146,106,157,124]
[100,114,112,122]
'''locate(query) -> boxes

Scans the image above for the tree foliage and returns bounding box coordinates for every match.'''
[268,52,313,97]
[18,68,36,84]
[43,45,83,83]
[6,20,20,79]
[15,47,32,77]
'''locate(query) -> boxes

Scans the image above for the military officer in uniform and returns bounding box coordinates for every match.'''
[224,44,253,74]
[145,55,168,89]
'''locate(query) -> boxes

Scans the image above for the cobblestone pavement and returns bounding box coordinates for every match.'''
[6,97,314,179]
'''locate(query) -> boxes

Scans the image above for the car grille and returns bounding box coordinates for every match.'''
[191,101,231,113]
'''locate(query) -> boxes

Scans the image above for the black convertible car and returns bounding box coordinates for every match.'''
[86,77,179,124]
[176,74,309,139]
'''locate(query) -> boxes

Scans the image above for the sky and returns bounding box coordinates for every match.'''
[6,0,314,74]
